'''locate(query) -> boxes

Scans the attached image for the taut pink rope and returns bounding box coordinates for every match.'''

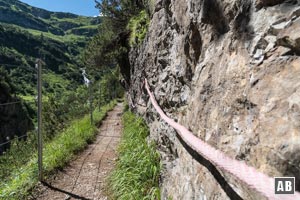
[144,78,300,200]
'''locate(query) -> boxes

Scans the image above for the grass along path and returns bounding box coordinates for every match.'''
[108,110,161,200]
[0,101,116,200]
[29,102,123,200]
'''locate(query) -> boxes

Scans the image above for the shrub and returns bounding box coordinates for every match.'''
[127,10,150,47]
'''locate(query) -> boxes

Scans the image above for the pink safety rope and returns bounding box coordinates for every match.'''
[144,78,300,200]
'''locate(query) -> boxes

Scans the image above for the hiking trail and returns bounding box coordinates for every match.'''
[31,103,123,200]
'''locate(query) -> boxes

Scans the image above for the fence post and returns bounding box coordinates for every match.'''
[36,59,43,182]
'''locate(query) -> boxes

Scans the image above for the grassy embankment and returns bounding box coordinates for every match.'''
[108,109,161,200]
[0,101,116,199]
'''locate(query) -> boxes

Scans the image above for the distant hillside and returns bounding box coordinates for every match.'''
[0,0,101,147]
[0,0,101,95]
[0,0,100,35]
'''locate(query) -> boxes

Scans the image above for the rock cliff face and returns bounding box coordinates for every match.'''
[126,0,300,199]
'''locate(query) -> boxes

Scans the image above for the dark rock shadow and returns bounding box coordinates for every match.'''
[41,181,92,200]
[176,133,244,200]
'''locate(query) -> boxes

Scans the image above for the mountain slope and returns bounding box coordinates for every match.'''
[0,0,100,149]
[0,0,100,35]
[0,0,100,95]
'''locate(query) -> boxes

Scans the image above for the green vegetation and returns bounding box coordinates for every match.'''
[108,110,161,200]
[0,0,107,149]
[41,70,123,139]
[0,68,34,146]
[25,27,86,43]
[0,0,101,99]
[66,25,99,37]
[0,101,116,199]
[84,0,150,71]
[0,67,16,95]
[0,62,123,198]
[128,10,150,46]
[0,23,82,96]
[0,0,100,36]
[0,0,124,190]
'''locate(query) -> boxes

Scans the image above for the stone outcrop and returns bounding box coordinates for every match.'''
[125,0,300,199]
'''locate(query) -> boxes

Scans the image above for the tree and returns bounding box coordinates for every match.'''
[0,67,16,96]
[83,0,147,85]
[95,0,143,27]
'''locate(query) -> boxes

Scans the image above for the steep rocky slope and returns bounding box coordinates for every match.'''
[125,0,300,199]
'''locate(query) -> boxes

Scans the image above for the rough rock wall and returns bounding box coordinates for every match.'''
[126,0,300,199]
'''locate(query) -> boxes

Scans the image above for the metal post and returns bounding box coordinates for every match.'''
[36,59,43,181]
[89,84,93,125]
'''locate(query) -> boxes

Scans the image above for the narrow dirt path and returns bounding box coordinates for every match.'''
[31,103,123,200]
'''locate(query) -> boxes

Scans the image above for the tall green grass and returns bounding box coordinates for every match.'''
[108,110,161,200]
[0,101,116,199]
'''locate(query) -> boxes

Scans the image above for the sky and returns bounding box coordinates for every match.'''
[19,0,100,17]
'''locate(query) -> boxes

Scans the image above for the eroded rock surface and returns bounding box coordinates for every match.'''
[125,0,300,199]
